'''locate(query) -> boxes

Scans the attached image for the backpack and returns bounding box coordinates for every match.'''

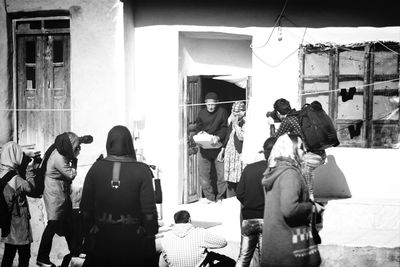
[28,144,56,198]
[299,101,340,151]
[0,170,17,237]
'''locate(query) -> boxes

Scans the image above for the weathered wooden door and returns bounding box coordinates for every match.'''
[16,20,70,153]
[183,76,202,203]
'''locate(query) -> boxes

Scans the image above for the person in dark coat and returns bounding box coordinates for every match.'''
[261,134,323,267]
[194,92,228,202]
[80,125,159,267]
[235,137,277,267]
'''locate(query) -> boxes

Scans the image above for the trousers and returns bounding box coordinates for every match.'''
[1,243,30,267]
[235,219,263,267]
[198,152,226,201]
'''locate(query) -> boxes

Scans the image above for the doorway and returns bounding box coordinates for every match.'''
[183,75,251,203]
[13,17,71,153]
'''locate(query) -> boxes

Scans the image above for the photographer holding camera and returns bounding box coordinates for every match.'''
[36,132,84,267]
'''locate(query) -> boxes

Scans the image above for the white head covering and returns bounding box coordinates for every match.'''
[268,134,303,168]
[1,141,23,170]
[1,142,24,190]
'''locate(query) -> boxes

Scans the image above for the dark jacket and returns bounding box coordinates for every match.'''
[261,158,320,267]
[195,107,228,158]
[80,126,159,266]
[236,160,268,220]
[80,126,158,236]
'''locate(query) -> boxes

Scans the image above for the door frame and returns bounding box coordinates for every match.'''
[180,75,252,204]
[11,15,70,146]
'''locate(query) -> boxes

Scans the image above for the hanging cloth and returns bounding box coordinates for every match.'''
[340,87,356,102]
[348,121,363,139]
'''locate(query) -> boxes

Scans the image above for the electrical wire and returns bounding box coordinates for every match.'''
[300,78,400,96]
[252,27,307,68]
[250,0,289,49]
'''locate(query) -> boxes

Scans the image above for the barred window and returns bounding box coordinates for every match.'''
[299,42,400,148]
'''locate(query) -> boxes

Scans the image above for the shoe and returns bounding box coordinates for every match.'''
[216,199,223,205]
[37,259,56,267]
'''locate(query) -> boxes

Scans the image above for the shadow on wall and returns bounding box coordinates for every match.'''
[314,155,352,202]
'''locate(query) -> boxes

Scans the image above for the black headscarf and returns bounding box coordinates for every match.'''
[106,125,136,159]
[55,132,75,161]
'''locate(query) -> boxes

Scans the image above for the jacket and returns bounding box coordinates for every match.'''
[0,141,34,245]
[195,106,228,159]
[43,149,77,221]
[261,158,320,267]
[1,173,34,245]
[161,223,227,267]
[236,160,268,220]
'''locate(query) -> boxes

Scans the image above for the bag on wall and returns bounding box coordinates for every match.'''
[313,155,352,201]
[299,101,340,151]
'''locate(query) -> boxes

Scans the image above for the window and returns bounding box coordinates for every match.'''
[299,42,400,148]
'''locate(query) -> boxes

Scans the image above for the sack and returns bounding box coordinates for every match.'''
[314,155,352,201]
[299,101,340,151]
[0,171,17,237]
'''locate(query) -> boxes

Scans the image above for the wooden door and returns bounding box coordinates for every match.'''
[17,33,70,153]
[183,76,202,203]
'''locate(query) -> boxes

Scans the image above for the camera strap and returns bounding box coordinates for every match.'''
[111,162,121,189]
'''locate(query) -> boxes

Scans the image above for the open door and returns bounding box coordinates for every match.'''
[183,76,202,203]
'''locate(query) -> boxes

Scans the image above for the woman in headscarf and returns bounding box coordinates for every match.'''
[80,125,159,267]
[0,142,35,267]
[261,134,323,267]
[219,101,247,198]
[37,132,80,267]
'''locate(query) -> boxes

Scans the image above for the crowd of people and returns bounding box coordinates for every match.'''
[185,92,325,266]
[0,91,325,267]
[0,126,159,267]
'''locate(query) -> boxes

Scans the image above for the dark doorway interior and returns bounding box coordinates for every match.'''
[201,77,246,117]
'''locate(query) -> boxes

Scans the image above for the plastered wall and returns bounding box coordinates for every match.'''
[0,0,126,262]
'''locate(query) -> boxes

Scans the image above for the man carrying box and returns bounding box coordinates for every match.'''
[194,92,228,203]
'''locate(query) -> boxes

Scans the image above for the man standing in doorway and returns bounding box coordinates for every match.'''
[195,92,228,203]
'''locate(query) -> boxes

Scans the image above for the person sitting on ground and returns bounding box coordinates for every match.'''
[235,136,277,267]
[160,210,236,267]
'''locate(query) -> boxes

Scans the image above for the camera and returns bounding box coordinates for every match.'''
[79,135,93,144]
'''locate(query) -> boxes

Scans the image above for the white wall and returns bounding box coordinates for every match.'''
[134,24,400,226]
[6,0,126,171]
[0,1,12,144]
[246,26,400,200]
[180,33,252,76]
[1,0,126,262]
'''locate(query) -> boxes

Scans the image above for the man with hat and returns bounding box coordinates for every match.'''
[235,137,277,266]
[194,92,228,203]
